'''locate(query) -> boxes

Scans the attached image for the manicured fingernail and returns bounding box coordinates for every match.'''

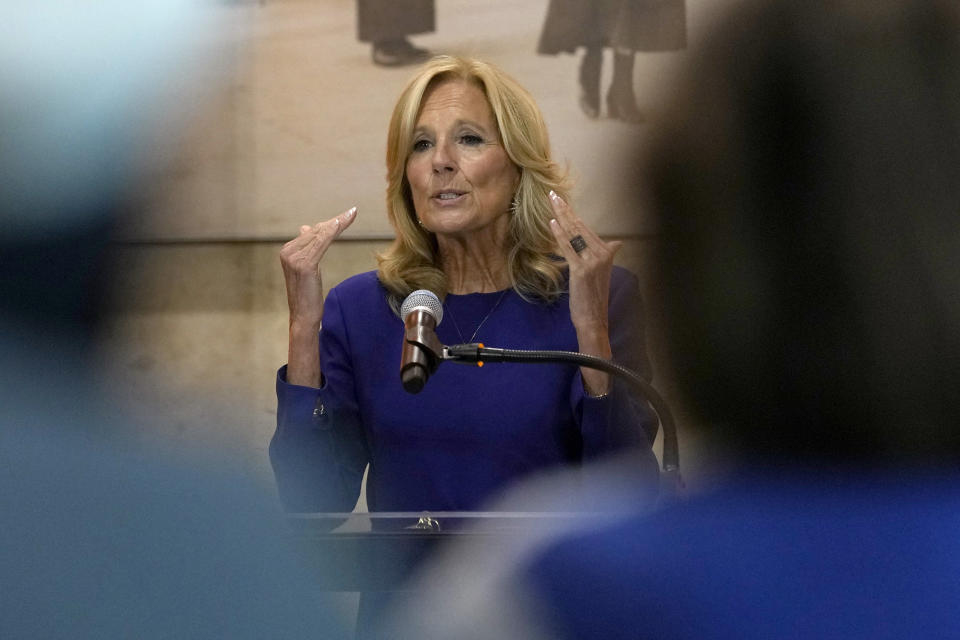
[347,206,357,217]
[550,218,558,226]
[549,190,558,200]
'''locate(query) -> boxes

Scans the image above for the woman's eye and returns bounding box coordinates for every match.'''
[460,134,483,146]
[412,139,432,152]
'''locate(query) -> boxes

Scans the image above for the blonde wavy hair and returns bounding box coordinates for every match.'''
[376,55,571,311]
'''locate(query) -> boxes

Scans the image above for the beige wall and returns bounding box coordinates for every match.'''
[104,240,388,485]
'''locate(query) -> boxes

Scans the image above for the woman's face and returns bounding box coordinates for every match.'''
[405,78,520,240]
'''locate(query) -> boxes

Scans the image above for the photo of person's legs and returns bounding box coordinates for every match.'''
[606,49,643,123]
[540,0,685,123]
[578,46,603,118]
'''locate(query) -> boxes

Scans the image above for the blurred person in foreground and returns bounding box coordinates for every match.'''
[386,0,960,637]
[0,2,348,637]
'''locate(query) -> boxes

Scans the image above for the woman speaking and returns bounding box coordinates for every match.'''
[269,56,658,515]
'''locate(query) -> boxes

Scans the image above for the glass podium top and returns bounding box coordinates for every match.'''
[283,511,626,590]
[285,511,621,535]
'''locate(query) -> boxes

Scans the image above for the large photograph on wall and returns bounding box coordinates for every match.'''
[129,0,698,242]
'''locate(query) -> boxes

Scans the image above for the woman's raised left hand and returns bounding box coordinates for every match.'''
[548,191,622,395]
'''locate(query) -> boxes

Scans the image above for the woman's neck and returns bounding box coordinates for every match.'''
[437,235,510,294]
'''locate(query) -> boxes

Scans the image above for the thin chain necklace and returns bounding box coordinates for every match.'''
[444,289,509,344]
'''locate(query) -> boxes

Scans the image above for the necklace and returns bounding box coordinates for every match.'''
[444,289,509,344]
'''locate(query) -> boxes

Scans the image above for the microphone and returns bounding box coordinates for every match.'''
[399,289,444,394]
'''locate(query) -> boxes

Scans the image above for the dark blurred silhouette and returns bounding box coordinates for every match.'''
[386,0,960,637]
[358,0,434,67]
[538,0,686,122]
[648,0,960,467]
[0,2,349,637]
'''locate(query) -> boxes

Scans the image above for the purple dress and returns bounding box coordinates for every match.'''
[269,267,658,514]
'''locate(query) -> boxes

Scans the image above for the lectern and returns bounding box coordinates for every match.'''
[285,511,621,591]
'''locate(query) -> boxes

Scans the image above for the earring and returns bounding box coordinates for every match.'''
[509,196,519,215]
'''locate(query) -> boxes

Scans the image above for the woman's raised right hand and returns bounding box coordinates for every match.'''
[280,206,358,330]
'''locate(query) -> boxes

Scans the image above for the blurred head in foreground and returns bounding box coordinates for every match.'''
[1,3,350,637]
[0,0,217,345]
[646,0,960,468]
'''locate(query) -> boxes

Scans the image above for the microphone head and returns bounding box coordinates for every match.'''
[401,289,443,325]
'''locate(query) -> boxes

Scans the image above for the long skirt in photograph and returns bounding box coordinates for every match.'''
[538,0,686,54]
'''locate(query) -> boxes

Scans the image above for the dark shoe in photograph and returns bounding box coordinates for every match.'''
[397,38,431,59]
[372,38,431,67]
[579,93,600,119]
[606,87,645,124]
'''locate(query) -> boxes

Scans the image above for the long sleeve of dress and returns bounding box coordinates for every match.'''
[572,269,660,487]
[268,287,369,513]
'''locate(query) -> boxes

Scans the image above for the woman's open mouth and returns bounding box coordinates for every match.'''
[433,190,466,203]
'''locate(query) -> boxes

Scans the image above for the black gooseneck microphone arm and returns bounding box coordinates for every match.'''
[403,333,682,496]
[445,343,678,473]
